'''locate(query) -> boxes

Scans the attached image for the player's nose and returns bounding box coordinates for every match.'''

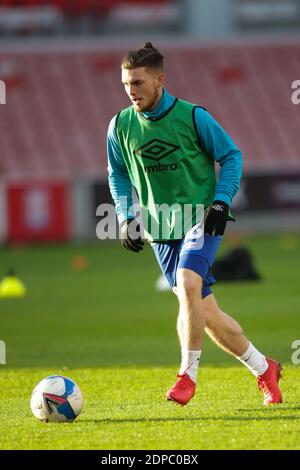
[128,85,136,96]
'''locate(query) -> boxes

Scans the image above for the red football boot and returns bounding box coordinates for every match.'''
[166,373,196,406]
[257,357,283,405]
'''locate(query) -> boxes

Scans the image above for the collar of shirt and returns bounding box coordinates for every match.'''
[142,89,176,120]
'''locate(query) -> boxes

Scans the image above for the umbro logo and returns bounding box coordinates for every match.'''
[134,139,179,161]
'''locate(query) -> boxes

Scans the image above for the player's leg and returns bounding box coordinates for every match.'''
[176,268,205,351]
[151,240,199,405]
[165,268,204,405]
[203,293,283,405]
[166,233,222,405]
[203,293,249,356]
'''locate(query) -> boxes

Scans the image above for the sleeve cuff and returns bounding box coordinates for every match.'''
[117,210,135,225]
[213,193,231,206]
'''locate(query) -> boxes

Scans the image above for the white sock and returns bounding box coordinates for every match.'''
[236,342,268,377]
[179,350,201,383]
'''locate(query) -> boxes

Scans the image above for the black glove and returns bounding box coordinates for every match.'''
[204,200,229,236]
[120,219,144,253]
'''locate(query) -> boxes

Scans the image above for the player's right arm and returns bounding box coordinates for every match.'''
[107,115,133,224]
[107,116,144,252]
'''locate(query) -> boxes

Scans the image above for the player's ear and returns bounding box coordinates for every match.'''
[157,71,165,87]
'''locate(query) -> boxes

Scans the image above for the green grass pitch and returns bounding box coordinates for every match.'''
[0,234,299,450]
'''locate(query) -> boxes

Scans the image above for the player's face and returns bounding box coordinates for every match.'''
[121,67,164,112]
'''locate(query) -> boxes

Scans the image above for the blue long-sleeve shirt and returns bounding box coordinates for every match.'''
[107,89,242,224]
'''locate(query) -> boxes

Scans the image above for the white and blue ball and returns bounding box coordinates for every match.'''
[30,375,83,423]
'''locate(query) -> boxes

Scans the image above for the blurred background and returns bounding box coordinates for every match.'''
[0,0,299,369]
[1,4,300,453]
[0,0,300,244]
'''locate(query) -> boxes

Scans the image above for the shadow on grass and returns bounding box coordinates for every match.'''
[83,415,300,424]
[238,405,300,412]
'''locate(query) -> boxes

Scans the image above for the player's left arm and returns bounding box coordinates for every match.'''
[194,107,242,235]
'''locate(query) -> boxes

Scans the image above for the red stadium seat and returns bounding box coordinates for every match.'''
[1,44,299,177]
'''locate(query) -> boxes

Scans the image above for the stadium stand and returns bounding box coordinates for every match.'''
[0,1,167,15]
[1,43,300,178]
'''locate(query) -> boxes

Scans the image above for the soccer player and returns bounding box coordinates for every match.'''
[107,42,283,406]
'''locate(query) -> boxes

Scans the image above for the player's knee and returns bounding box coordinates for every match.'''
[176,269,202,299]
[205,304,244,337]
[203,295,219,328]
[204,308,217,330]
[231,319,244,336]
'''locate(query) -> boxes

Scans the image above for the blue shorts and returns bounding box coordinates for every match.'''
[151,233,222,299]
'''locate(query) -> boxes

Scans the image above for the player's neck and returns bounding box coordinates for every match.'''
[149,89,164,112]
[143,89,166,116]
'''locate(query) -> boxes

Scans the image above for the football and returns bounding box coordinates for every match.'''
[30,375,83,423]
